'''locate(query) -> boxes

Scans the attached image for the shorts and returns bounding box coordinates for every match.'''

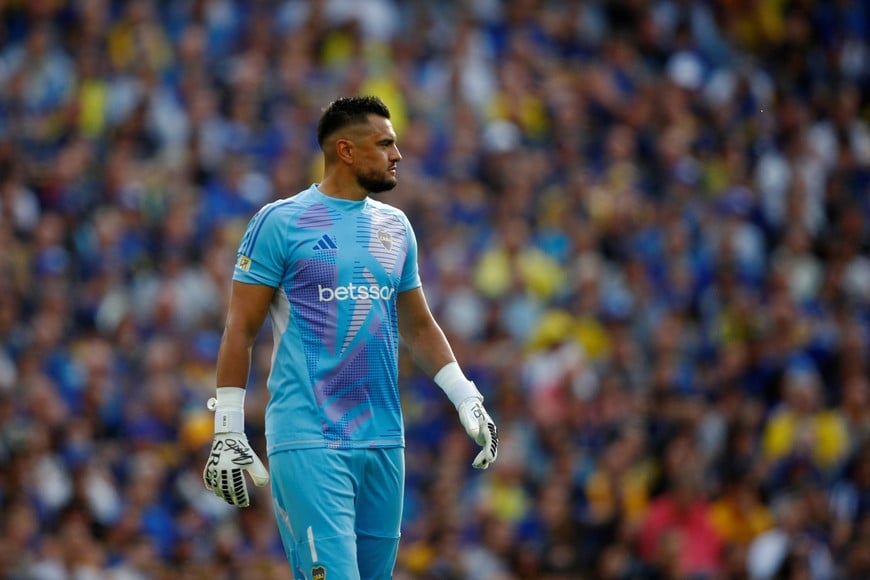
[269,447,404,580]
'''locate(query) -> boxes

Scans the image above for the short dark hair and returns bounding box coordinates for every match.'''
[316,96,391,148]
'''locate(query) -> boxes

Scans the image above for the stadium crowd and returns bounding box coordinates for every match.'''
[0,0,868,578]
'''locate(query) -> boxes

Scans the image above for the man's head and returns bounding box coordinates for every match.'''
[317,96,401,194]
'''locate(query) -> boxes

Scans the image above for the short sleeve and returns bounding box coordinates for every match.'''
[233,204,287,288]
[398,214,421,292]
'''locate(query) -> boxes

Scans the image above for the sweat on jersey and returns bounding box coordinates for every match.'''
[233,184,421,453]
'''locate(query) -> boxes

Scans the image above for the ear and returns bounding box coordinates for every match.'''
[335,138,354,165]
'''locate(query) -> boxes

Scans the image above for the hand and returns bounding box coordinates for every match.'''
[457,397,499,469]
[203,432,270,507]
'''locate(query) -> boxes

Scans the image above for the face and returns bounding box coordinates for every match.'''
[352,115,402,193]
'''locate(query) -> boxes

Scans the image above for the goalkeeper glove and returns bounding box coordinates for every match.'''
[457,396,499,469]
[434,363,499,469]
[203,387,270,507]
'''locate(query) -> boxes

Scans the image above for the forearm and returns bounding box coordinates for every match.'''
[402,319,482,408]
[214,281,275,389]
[397,288,481,403]
[402,319,457,379]
[215,328,254,388]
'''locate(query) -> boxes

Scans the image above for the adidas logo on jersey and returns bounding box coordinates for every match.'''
[313,234,337,250]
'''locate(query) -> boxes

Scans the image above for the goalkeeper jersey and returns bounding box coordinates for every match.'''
[233,184,421,453]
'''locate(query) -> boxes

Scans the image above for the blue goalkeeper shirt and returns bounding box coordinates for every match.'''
[232,185,421,453]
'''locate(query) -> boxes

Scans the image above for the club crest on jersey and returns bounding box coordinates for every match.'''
[377,229,392,251]
[237,255,251,271]
[312,565,326,580]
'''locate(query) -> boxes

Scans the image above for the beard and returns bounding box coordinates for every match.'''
[356,167,397,194]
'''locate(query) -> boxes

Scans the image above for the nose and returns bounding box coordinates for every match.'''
[390,145,402,162]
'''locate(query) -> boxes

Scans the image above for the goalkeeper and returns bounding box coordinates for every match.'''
[202,96,498,580]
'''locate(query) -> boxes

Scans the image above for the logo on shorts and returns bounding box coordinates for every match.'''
[312,565,326,580]
[377,229,392,251]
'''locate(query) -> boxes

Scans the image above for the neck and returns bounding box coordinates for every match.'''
[317,174,368,202]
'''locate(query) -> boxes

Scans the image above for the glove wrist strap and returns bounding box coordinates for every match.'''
[434,362,482,408]
[210,386,245,433]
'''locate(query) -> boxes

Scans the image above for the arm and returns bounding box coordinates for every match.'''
[398,287,498,469]
[396,287,457,377]
[216,281,276,389]
[203,280,275,506]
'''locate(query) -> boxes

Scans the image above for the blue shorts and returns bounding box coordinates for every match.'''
[269,447,404,580]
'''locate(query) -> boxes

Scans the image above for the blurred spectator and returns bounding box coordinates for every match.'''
[761,363,850,490]
[746,488,835,580]
[637,459,724,577]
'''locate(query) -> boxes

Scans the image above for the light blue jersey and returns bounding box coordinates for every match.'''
[233,185,421,453]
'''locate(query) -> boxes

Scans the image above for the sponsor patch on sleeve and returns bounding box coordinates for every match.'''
[237,255,252,272]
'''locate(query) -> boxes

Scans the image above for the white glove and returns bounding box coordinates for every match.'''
[203,388,270,507]
[434,362,499,469]
[457,397,499,469]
